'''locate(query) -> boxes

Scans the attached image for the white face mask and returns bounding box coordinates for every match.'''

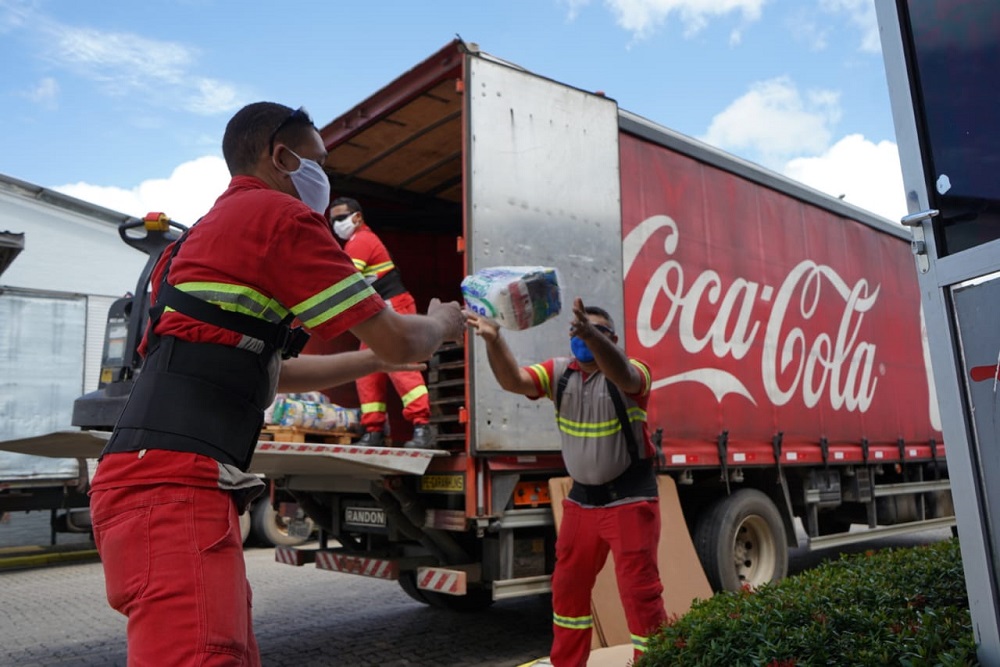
[332,214,357,240]
[281,149,330,214]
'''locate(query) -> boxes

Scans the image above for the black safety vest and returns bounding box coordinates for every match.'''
[101,230,310,471]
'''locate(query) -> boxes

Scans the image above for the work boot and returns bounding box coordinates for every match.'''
[403,424,437,449]
[357,430,385,447]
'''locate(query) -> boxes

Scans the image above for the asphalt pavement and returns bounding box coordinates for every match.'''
[0,511,553,667]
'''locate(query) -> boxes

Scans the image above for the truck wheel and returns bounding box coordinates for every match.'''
[693,488,788,592]
[397,572,432,605]
[239,511,252,545]
[250,501,314,547]
[421,587,494,612]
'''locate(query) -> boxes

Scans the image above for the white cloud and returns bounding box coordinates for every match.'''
[700,76,841,168]
[4,4,249,116]
[22,76,58,108]
[55,156,231,228]
[0,0,30,31]
[783,134,906,223]
[820,0,880,53]
[786,9,829,52]
[187,78,244,116]
[564,0,766,39]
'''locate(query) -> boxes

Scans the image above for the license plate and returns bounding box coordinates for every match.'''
[420,474,465,493]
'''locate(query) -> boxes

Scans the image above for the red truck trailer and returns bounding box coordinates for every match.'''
[258,39,952,605]
[0,39,951,609]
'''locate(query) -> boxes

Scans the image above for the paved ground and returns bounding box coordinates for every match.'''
[0,512,552,667]
[0,511,954,667]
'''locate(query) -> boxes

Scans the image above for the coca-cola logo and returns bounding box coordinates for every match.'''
[623,215,881,413]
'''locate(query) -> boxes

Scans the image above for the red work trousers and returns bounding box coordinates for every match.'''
[90,483,260,667]
[550,499,666,667]
[358,291,430,432]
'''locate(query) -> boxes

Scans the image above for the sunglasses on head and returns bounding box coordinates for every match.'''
[268,106,311,155]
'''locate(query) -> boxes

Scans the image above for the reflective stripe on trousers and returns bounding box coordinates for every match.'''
[549,498,666,667]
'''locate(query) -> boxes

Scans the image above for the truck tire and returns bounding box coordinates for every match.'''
[422,587,494,612]
[397,572,432,605]
[250,500,314,548]
[693,488,788,592]
[397,572,494,611]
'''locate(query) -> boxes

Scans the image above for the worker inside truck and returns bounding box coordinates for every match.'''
[87,101,465,667]
[329,196,438,449]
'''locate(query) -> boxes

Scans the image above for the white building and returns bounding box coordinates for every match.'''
[0,173,148,478]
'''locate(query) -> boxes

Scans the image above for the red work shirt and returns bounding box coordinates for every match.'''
[342,225,400,284]
[145,175,385,351]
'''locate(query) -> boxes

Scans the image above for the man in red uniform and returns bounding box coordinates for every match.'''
[328,197,436,449]
[466,297,667,667]
[88,102,464,666]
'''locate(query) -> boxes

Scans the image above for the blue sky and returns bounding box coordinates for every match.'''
[0,0,905,226]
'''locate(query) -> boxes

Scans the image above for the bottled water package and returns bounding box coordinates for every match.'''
[461,266,561,330]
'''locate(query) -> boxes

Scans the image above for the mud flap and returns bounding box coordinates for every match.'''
[548,474,712,650]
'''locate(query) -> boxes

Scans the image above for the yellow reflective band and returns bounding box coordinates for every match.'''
[293,273,377,329]
[352,258,366,271]
[363,260,394,277]
[553,612,593,630]
[631,634,649,651]
[174,281,289,323]
[361,402,387,414]
[400,385,428,407]
[557,408,645,438]
[630,359,652,393]
[627,406,647,421]
[557,414,622,437]
[530,364,551,397]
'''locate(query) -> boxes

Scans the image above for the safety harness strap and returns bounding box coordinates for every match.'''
[148,228,309,359]
[556,366,656,506]
[369,267,407,301]
[154,283,309,358]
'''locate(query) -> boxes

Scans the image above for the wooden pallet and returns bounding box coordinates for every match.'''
[260,425,357,444]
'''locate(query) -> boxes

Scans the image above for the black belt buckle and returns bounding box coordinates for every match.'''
[281,327,311,359]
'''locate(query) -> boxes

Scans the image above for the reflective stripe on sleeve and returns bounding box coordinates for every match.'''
[629,359,652,395]
[528,364,551,398]
[292,273,377,329]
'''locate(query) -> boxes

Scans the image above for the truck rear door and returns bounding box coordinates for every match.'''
[465,52,623,453]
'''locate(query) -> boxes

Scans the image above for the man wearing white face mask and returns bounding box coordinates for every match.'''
[88,102,465,666]
[328,196,437,449]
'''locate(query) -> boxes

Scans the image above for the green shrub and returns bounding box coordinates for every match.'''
[638,538,978,667]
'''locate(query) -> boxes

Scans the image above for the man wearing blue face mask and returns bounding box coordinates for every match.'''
[89,101,465,667]
[465,297,667,667]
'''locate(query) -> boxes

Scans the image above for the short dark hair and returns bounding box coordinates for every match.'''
[585,305,615,333]
[222,102,316,175]
[331,196,363,215]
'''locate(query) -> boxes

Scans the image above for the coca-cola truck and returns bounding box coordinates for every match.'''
[259,39,952,605]
[1,39,952,607]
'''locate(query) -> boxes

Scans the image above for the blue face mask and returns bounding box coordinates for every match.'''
[570,336,594,363]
